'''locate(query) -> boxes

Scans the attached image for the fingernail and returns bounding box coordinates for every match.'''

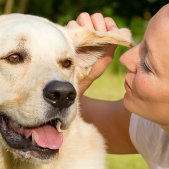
[107,24,116,30]
[105,17,117,30]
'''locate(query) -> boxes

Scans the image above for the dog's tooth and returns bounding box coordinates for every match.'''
[56,121,62,132]
[32,135,36,145]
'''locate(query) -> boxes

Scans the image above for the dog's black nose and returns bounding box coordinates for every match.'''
[43,81,76,109]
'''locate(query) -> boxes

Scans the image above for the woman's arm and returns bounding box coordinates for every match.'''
[68,13,137,154]
[80,96,137,154]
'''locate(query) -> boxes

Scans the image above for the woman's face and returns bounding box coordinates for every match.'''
[120,4,169,126]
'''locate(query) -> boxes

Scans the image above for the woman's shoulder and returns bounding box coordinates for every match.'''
[129,113,169,169]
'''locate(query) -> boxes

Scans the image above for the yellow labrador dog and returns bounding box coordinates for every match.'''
[0,14,133,169]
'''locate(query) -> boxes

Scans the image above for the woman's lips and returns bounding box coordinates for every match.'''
[124,80,131,91]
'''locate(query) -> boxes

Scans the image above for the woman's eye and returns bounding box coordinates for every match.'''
[60,59,72,68]
[5,53,23,64]
[140,56,151,73]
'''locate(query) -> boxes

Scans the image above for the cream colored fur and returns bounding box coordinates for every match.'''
[0,14,133,169]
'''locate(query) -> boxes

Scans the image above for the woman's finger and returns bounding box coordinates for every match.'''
[67,20,79,27]
[76,12,95,30]
[91,13,107,31]
[104,17,117,31]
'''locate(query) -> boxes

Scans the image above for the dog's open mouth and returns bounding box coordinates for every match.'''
[0,115,63,159]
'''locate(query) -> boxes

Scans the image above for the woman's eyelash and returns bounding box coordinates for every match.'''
[140,56,151,73]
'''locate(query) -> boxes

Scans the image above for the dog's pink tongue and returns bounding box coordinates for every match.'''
[25,125,63,150]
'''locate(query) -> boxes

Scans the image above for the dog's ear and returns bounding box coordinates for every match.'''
[66,26,135,81]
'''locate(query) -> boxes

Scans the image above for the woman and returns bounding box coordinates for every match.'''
[68,4,169,169]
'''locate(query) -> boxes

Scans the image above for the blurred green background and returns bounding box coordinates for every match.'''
[1,0,168,168]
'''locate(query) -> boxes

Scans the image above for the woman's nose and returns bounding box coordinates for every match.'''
[120,45,139,73]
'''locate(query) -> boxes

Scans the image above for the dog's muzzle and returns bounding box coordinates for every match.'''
[0,81,77,160]
[43,80,76,110]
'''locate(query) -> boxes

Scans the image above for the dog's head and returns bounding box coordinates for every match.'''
[0,14,133,162]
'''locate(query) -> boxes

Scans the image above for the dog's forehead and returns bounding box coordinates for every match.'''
[0,14,74,55]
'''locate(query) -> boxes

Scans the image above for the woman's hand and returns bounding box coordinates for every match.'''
[67,13,117,95]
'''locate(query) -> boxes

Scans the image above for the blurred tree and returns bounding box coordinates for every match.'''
[2,0,166,24]
[17,0,29,13]
[4,0,14,13]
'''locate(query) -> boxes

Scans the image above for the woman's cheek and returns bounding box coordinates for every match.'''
[132,74,156,101]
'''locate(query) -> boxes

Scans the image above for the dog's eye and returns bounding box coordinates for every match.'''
[6,54,23,64]
[60,59,72,68]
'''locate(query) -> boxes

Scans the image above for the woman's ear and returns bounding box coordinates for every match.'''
[66,26,134,81]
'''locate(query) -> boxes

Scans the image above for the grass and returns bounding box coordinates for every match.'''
[106,154,148,169]
[84,66,149,169]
